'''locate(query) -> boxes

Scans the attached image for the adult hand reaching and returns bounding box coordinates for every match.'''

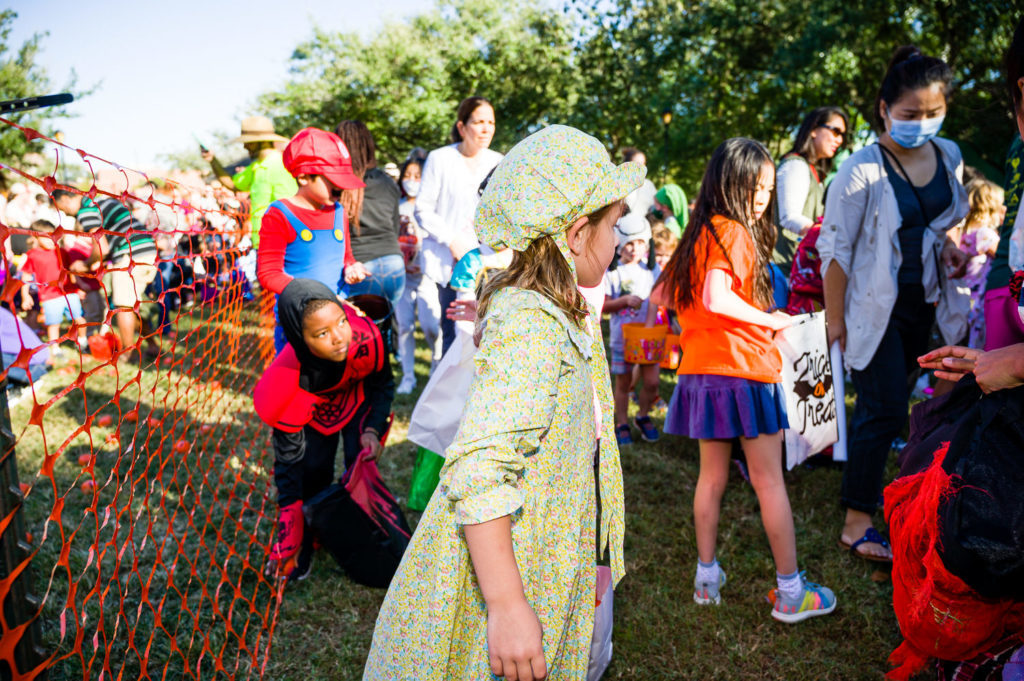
[918,344,1024,394]
[918,345,980,380]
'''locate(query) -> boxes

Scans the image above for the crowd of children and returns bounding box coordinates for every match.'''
[5,50,1022,677]
[0,174,252,384]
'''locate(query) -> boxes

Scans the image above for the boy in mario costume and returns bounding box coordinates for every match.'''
[257,127,370,351]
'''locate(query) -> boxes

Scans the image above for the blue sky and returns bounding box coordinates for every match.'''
[8,0,426,168]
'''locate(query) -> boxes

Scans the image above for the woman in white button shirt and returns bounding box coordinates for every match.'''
[415,97,504,355]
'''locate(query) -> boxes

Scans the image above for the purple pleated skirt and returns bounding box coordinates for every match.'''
[665,373,789,440]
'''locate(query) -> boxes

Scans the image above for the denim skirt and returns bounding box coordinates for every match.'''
[665,373,789,440]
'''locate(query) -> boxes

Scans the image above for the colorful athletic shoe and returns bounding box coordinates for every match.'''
[634,415,660,443]
[693,570,727,605]
[770,573,837,623]
[615,424,633,446]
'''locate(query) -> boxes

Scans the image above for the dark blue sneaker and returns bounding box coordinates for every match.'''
[615,424,633,446]
[634,415,660,443]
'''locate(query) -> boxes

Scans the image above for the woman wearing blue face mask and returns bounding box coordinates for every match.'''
[818,45,970,564]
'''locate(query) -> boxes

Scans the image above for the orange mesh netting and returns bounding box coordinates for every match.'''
[0,118,283,679]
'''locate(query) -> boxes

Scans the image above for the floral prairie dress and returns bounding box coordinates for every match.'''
[363,287,625,681]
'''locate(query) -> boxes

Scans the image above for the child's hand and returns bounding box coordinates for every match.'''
[359,431,381,460]
[941,241,968,278]
[622,294,643,310]
[345,262,369,284]
[447,298,477,322]
[768,310,792,331]
[20,297,33,312]
[487,598,547,681]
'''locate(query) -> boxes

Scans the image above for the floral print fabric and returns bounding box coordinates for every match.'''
[363,287,625,681]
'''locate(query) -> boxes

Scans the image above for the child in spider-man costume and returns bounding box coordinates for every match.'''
[257,127,370,352]
[254,278,395,581]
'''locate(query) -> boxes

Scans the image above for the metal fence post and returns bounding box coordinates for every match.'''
[0,353,47,680]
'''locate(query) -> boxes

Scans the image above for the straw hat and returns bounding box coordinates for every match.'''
[230,116,288,144]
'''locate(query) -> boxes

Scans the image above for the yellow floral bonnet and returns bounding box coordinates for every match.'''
[475,125,647,278]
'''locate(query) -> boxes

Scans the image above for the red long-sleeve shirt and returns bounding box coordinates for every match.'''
[256,199,355,295]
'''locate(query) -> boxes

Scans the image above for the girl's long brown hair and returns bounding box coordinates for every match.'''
[334,120,378,234]
[477,202,620,327]
[657,137,776,311]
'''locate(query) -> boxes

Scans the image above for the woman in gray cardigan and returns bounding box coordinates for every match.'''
[819,47,969,562]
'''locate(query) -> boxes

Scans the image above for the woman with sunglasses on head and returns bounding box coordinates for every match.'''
[818,46,970,565]
[773,106,848,273]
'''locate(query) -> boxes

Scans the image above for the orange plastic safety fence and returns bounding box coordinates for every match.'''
[0,118,284,680]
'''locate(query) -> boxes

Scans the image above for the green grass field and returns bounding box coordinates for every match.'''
[10,300,279,680]
[10,306,918,680]
[264,345,914,681]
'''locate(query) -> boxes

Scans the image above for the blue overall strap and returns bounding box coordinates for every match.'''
[267,200,307,236]
[268,200,303,354]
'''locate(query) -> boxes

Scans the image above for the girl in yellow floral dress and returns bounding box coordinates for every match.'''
[363,125,644,681]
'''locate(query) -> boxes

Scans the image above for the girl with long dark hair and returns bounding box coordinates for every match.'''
[657,137,836,622]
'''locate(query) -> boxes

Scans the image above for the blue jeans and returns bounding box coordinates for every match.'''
[2,352,46,385]
[841,284,934,513]
[148,258,193,335]
[344,254,406,313]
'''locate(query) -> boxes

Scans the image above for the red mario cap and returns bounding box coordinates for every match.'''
[283,127,365,190]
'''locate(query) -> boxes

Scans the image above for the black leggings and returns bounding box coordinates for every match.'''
[273,400,372,507]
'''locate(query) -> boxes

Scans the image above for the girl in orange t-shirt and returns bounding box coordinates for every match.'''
[653,138,836,623]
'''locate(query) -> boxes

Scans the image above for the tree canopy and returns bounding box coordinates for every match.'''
[565,0,1022,189]
[260,0,1024,194]
[259,0,581,164]
[0,10,85,173]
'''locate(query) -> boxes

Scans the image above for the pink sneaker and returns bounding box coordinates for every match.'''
[269,500,304,561]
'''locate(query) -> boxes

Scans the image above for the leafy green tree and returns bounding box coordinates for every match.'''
[0,10,87,173]
[568,0,1024,191]
[260,0,1023,192]
[258,0,582,162]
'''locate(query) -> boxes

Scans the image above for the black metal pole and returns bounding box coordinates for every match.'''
[0,352,46,680]
[0,94,73,116]
[0,90,73,680]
